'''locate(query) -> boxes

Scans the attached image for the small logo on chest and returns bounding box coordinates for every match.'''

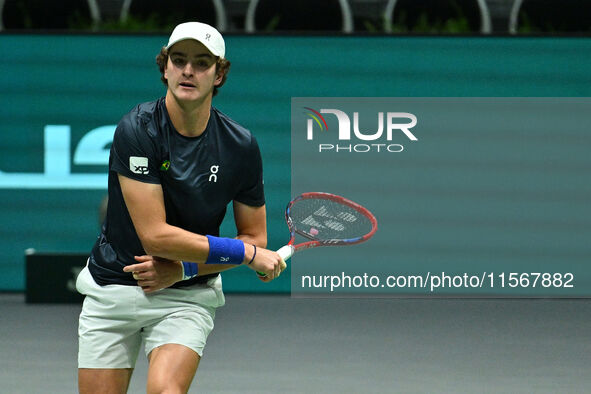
[209,165,219,182]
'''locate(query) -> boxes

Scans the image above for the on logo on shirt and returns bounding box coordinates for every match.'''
[209,165,219,182]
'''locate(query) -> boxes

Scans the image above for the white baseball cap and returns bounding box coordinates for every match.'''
[166,22,225,58]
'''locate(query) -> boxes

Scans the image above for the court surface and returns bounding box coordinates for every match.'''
[1,293,590,393]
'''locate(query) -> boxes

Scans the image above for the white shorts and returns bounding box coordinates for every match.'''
[76,265,225,369]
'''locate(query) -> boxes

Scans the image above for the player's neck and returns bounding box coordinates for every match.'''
[165,93,211,137]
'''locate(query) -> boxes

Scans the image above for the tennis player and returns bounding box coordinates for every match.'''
[76,21,284,393]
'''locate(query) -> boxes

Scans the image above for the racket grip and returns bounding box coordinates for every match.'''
[276,245,294,262]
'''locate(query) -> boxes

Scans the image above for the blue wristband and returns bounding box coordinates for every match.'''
[181,261,199,280]
[205,235,245,265]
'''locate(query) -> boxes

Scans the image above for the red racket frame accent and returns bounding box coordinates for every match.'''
[285,192,378,253]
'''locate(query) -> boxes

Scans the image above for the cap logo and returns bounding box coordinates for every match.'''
[205,33,211,41]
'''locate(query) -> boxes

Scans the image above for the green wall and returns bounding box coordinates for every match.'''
[1,34,590,292]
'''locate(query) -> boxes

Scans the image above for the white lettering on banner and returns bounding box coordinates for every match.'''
[307,110,418,141]
[317,109,350,139]
[73,125,114,165]
[0,125,115,189]
[318,143,404,153]
[387,112,418,141]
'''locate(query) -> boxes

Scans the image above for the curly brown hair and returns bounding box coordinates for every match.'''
[155,46,231,97]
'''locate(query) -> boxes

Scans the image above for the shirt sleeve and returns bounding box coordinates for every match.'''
[110,112,161,184]
[234,134,266,207]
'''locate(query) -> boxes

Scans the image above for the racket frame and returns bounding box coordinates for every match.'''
[285,192,378,253]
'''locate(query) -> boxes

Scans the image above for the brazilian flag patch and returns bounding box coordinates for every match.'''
[160,160,170,171]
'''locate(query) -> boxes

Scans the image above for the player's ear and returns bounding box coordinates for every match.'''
[164,63,168,80]
[214,69,224,86]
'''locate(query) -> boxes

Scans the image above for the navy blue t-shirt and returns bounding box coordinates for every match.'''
[89,97,265,287]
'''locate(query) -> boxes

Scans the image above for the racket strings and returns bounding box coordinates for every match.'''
[290,198,373,241]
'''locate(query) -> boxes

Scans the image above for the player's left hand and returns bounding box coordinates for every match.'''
[123,255,183,293]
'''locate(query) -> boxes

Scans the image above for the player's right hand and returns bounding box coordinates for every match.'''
[244,244,285,281]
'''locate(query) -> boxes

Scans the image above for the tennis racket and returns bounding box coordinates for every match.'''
[258,192,378,277]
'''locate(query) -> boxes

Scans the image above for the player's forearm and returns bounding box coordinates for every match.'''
[182,246,255,278]
[192,240,259,277]
[166,245,256,280]
[140,231,280,282]
[140,223,258,266]
[140,223,211,263]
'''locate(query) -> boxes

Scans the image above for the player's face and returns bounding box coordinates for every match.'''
[165,40,222,104]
